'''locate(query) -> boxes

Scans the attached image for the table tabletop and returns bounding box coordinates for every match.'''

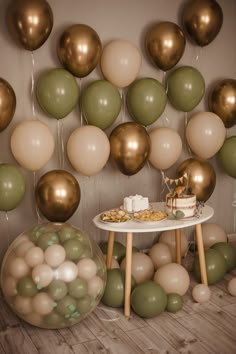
[93,202,214,233]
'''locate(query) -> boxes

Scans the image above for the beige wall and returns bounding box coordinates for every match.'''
[0,0,236,260]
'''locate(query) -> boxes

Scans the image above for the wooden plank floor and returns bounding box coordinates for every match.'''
[0,268,236,353]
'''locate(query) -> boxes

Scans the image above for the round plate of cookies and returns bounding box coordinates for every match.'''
[133,209,167,223]
[100,208,132,223]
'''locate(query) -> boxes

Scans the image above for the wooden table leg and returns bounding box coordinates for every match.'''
[195,224,208,285]
[124,232,133,318]
[106,231,115,269]
[175,229,182,264]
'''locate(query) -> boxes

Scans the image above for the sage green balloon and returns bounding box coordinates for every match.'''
[58,226,76,243]
[167,66,205,112]
[17,277,38,297]
[166,293,183,313]
[47,280,68,301]
[211,242,236,272]
[0,164,25,211]
[68,278,88,298]
[56,295,77,316]
[193,248,227,285]
[131,280,167,318]
[36,68,79,119]
[127,78,167,126]
[77,295,92,314]
[36,232,59,251]
[64,238,84,261]
[102,269,136,308]
[218,136,236,179]
[80,80,121,129]
[99,241,126,263]
[44,311,65,328]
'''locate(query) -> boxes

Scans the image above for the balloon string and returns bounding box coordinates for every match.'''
[160,170,171,193]
[79,79,84,126]
[120,89,126,122]
[184,112,192,155]
[97,305,123,322]
[33,171,42,224]
[57,120,65,169]
[5,211,10,247]
[162,71,166,91]
[31,51,36,119]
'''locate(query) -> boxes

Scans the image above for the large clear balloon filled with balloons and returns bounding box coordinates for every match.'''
[1,223,107,329]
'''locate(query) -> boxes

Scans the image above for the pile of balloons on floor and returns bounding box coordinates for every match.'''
[0,223,107,329]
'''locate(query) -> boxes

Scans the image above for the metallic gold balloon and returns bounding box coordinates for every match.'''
[0,78,16,132]
[182,0,223,47]
[145,21,186,72]
[57,24,102,78]
[35,170,80,222]
[209,79,236,128]
[110,122,150,176]
[6,0,53,51]
[177,158,216,202]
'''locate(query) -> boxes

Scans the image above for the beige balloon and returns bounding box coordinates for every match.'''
[10,120,55,171]
[227,278,236,296]
[101,39,141,88]
[149,243,172,270]
[186,112,226,159]
[67,125,110,176]
[154,262,190,296]
[87,275,104,297]
[120,252,154,284]
[201,223,227,249]
[192,284,211,303]
[159,230,189,260]
[149,127,182,170]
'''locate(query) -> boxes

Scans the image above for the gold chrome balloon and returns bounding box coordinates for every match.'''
[35,170,80,222]
[57,24,102,78]
[209,79,236,128]
[146,21,186,72]
[0,78,16,132]
[177,158,216,202]
[182,0,223,47]
[6,0,53,51]
[110,122,150,176]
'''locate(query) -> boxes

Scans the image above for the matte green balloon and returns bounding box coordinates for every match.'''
[127,78,167,126]
[193,248,227,285]
[58,226,76,243]
[68,278,88,298]
[36,68,79,119]
[77,295,92,315]
[99,241,126,263]
[167,66,205,112]
[47,280,68,301]
[56,295,77,316]
[166,293,183,313]
[0,164,25,211]
[102,269,136,308]
[131,281,167,318]
[211,242,236,272]
[44,311,65,329]
[17,277,38,297]
[218,136,236,179]
[64,238,84,261]
[80,80,121,129]
[36,232,59,251]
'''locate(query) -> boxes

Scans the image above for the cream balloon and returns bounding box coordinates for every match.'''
[10,119,55,171]
[149,243,172,270]
[227,278,236,296]
[67,125,110,176]
[15,241,34,257]
[192,284,211,303]
[25,247,44,268]
[14,295,33,315]
[154,262,190,296]
[87,275,104,297]
[32,264,53,288]
[201,223,227,249]
[149,127,182,170]
[3,276,17,297]
[159,230,189,260]
[56,261,78,282]
[120,252,154,284]
[44,244,66,268]
[8,257,30,279]
[186,112,226,159]
[77,258,97,280]
[101,39,141,88]
[24,312,42,327]
[32,292,54,315]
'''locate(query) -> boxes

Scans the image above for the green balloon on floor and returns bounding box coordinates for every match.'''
[193,248,227,285]
[211,242,236,272]
[102,269,136,308]
[99,241,126,263]
[166,293,183,313]
[131,280,167,318]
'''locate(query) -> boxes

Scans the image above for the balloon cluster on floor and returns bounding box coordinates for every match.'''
[1,223,107,329]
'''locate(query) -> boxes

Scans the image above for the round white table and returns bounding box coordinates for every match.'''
[93,202,214,317]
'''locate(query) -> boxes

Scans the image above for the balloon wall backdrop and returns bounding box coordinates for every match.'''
[0,223,106,328]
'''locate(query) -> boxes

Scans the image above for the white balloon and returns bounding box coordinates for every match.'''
[159,230,189,260]
[149,243,172,269]
[227,278,236,296]
[192,284,211,303]
[201,223,227,249]
[121,252,154,284]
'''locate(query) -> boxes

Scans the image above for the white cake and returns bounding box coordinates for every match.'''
[123,194,149,212]
[166,193,196,218]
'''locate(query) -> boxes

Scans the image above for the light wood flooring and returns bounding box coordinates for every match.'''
[0,264,236,354]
